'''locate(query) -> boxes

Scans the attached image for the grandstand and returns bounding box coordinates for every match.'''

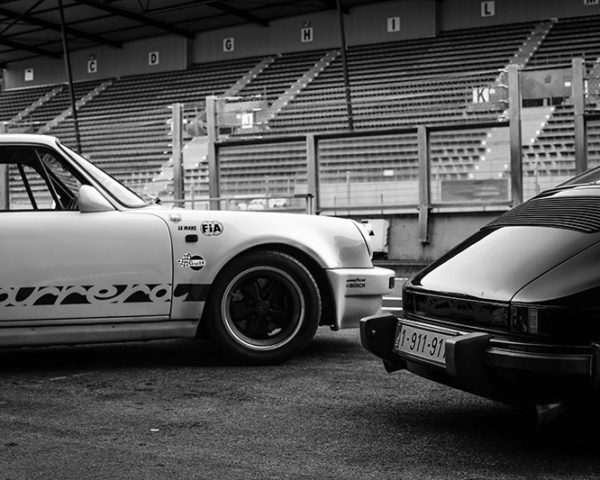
[1,5,599,211]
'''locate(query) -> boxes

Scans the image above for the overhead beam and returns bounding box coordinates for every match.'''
[0,6,122,49]
[0,36,61,59]
[75,0,195,38]
[0,0,45,37]
[210,2,269,27]
[317,0,349,14]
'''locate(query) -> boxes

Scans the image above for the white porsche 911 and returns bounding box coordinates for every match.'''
[0,134,394,364]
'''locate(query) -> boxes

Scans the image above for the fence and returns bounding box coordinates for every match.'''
[1,60,599,223]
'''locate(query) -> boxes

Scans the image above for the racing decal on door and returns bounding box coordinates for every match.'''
[178,253,206,271]
[173,284,209,302]
[0,283,212,307]
[0,284,171,307]
[201,221,223,236]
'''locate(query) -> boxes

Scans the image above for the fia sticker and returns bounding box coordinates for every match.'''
[178,253,206,271]
[201,221,223,236]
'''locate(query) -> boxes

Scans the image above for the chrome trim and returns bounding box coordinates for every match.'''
[486,347,591,375]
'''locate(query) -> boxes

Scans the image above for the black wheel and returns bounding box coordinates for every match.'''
[205,250,321,364]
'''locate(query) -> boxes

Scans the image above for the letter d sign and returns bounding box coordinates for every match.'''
[149,51,159,66]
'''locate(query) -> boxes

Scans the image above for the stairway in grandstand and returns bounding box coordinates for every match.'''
[526,15,600,71]
[44,56,266,192]
[0,84,61,128]
[522,104,600,189]
[521,14,600,196]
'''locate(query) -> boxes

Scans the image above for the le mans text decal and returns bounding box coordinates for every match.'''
[0,284,171,307]
[178,253,206,271]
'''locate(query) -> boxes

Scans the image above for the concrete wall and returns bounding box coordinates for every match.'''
[3,1,437,89]
[4,35,189,89]
[380,209,507,264]
[440,0,600,30]
[192,0,437,63]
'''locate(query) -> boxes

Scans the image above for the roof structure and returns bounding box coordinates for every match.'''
[0,0,375,67]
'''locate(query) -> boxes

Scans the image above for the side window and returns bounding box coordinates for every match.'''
[9,163,54,210]
[0,163,7,210]
[0,145,83,211]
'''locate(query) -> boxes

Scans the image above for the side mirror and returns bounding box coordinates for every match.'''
[78,185,114,213]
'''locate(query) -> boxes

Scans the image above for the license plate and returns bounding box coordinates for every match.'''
[393,323,455,367]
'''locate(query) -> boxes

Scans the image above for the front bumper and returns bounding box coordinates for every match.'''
[326,267,395,330]
[360,313,600,405]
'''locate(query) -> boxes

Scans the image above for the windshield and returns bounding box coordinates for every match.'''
[57,142,148,208]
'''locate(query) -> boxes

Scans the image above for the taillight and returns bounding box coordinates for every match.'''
[511,303,600,342]
[402,287,414,313]
[510,305,540,334]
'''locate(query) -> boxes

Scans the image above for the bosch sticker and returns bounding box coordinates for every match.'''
[178,253,206,271]
[201,221,223,236]
[346,277,366,289]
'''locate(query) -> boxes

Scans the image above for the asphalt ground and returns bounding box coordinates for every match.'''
[2,327,600,480]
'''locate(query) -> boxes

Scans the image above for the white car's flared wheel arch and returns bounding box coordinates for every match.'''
[204,249,322,364]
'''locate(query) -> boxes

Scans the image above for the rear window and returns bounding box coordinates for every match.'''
[486,196,600,233]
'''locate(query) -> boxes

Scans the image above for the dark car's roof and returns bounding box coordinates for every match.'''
[556,165,600,188]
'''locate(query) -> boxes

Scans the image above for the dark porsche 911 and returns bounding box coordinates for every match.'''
[361,168,600,412]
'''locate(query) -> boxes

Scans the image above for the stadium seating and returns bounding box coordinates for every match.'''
[2,14,599,205]
[527,15,600,70]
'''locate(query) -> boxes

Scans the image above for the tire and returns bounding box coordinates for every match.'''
[205,250,321,365]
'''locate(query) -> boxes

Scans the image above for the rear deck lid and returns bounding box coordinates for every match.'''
[411,190,600,302]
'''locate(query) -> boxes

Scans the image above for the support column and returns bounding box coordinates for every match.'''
[306,134,319,214]
[508,64,523,206]
[336,0,353,130]
[206,96,220,209]
[572,57,587,174]
[58,0,81,153]
[172,103,184,205]
[0,123,6,209]
[417,126,430,244]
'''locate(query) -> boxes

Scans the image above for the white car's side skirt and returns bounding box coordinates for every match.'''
[0,319,200,347]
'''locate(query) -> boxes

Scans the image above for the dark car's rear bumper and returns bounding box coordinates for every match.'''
[360,313,600,405]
